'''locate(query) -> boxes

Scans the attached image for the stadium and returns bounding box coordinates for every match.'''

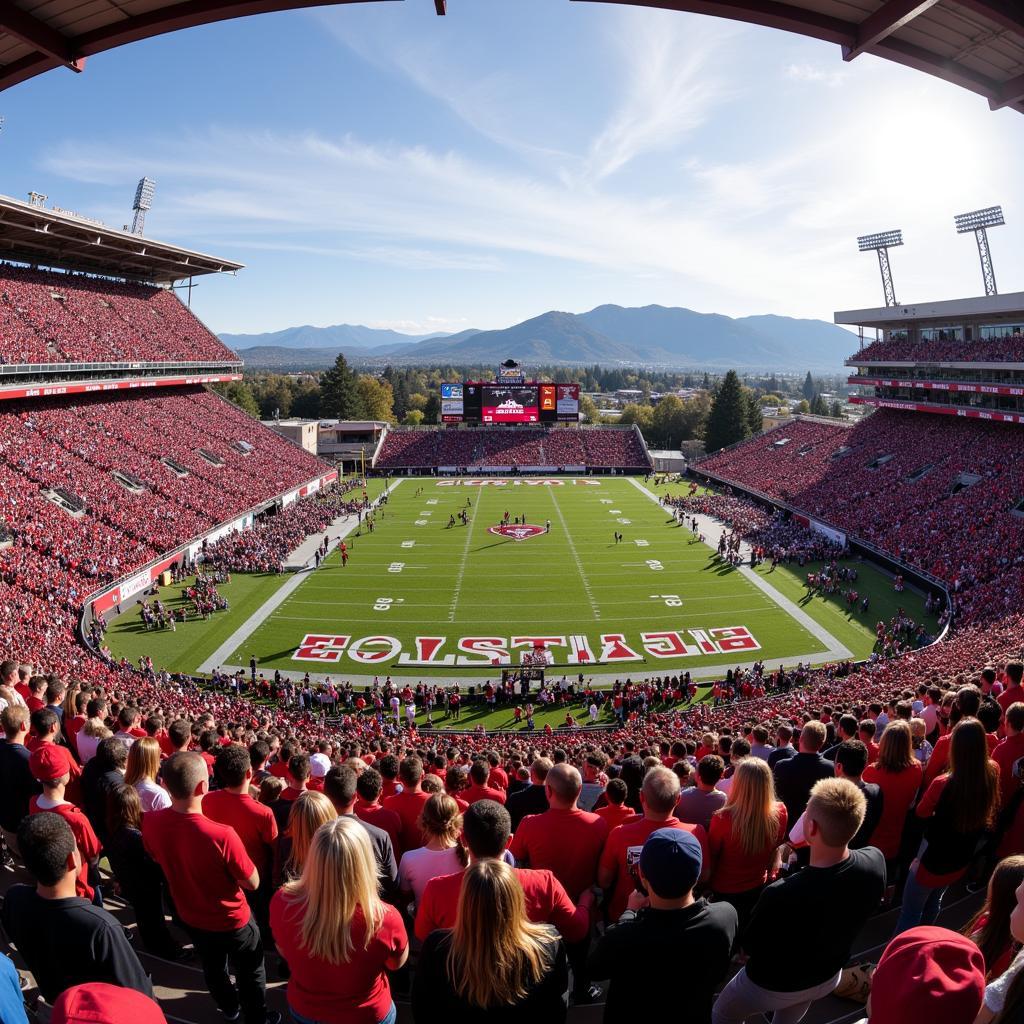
[0,2,1023,1024]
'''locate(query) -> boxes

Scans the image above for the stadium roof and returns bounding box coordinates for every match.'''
[835,289,1024,325]
[0,0,1021,114]
[0,193,243,283]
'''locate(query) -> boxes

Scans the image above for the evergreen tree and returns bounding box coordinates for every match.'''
[423,392,441,425]
[802,371,816,402]
[704,370,750,452]
[319,353,364,420]
[829,399,845,419]
[810,393,829,416]
[745,390,763,434]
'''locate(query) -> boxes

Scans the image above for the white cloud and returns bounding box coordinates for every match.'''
[784,63,848,88]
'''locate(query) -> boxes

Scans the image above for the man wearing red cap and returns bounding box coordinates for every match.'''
[28,743,100,901]
[52,983,167,1024]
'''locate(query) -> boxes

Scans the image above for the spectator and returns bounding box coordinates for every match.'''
[0,953,27,1024]
[1,812,152,1002]
[861,926,985,1024]
[323,766,399,903]
[977,866,1024,1023]
[398,792,466,909]
[598,766,709,922]
[677,754,728,832]
[593,777,633,830]
[834,740,884,849]
[707,758,787,932]
[773,722,835,832]
[712,778,886,1024]
[412,858,568,1023]
[354,767,403,857]
[894,719,1000,935]
[767,724,796,769]
[505,757,551,831]
[589,827,737,1023]
[50,984,168,1024]
[963,855,1024,979]
[142,751,276,1024]
[270,816,408,1024]
[80,736,127,845]
[415,800,591,944]
[124,736,171,813]
[863,720,923,870]
[105,783,183,960]
[383,757,432,852]
[279,790,336,885]
[993,703,1024,808]
[462,759,507,805]
[0,704,40,855]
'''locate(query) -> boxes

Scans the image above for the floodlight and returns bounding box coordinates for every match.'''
[954,204,1004,295]
[857,230,904,252]
[856,228,904,306]
[954,206,1004,233]
[130,176,156,235]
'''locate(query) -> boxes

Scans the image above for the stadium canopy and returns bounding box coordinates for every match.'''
[0,193,244,283]
[0,0,1021,114]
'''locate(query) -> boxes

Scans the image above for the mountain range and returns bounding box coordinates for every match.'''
[222,304,858,371]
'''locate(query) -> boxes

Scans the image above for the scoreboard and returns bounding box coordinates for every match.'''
[441,382,580,424]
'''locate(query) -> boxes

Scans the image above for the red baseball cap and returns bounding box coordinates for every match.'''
[869,926,985,1024]
[29,744,69,782]
[51,984,167,1024]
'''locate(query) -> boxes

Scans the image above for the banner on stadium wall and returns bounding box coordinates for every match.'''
[282,490,299,507]
[850,396,1024,425]
[808,519,847,548]
[0,373,242,403]
[850,377,1024,398]
[291,626,761,666]
[438,466,459,475]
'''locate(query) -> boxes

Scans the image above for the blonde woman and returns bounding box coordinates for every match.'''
[398,793,467,909]
[270,816,408,1024]
[124,736,171,813]
[707,757,787,931]
[412,858,567,1022]
[277,790,337,886]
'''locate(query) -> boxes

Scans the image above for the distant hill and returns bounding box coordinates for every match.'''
[226,305,856,371]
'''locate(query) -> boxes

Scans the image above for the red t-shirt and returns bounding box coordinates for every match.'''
[203,789,279,874]
[510,807,609,900]
[66,715,86,757]
[383,789,431,852]
[270,760,290,779]
[29,798,100,900]
[461,783,507,806]
[997,685,1024,714]
[992,733,1024,807]
[354,800,403,857]
[415,866,587,944]
[25,696,44,713]
[270,894,406,1024]
[707,803,787,894]
[925,731,999,787]
[142,810,255,932]
[862,761,923,859]
[379,778,401,801]
[489,765,509,790]
[599,815,709,921]
[594,803,635,831]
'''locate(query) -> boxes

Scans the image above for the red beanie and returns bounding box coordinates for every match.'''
[870,926,985,1024]
[51,984,167,1024]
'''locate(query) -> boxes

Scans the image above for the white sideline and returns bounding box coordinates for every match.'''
[197,479,404,674]
[626,477,853,662]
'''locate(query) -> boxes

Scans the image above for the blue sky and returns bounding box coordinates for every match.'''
[3,0,1023,337]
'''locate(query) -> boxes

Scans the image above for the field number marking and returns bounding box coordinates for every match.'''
[388,562,405,574]
[646,559,664,571]
[650,594,683,606]
[401,541,415,548]
[373,597,405,611]
[415,520,428,526]
[635,539,649,547]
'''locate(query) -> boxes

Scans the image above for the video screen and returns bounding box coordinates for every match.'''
[441,382,464,423]
[481,386,539,423]
[556,383,580,421]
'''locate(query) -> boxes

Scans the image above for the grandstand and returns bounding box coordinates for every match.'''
[373,423,653,472]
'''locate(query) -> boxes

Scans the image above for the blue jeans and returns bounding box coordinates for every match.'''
[291,1004,396,1024]
[893,870,946,936]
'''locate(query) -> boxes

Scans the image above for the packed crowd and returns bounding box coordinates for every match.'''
[374,426,652,471]
[851,331,1024,365]
[0,264,240,365]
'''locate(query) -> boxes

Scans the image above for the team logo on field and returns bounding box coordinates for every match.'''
[487,524,545,541]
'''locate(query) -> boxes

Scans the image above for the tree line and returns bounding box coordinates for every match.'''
[215,356,847,454]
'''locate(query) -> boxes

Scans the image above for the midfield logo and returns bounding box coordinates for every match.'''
[487,524,545,541]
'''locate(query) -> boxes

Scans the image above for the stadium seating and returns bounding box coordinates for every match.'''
[851,332,1024,364]
[0,264,239,365]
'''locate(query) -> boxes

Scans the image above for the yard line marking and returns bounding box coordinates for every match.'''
[547,485,601,621]
[448,502,479,622]
[626,476,852,661]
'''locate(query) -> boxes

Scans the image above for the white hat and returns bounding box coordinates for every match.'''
[309,753,331,778]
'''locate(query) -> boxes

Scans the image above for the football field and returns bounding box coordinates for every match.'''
[105,477,938,684]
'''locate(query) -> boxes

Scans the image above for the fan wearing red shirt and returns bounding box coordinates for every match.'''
[924,690,1000,787]
[594,779,635,831]
[993,702,1024,807]
[598,766,709,922]
[142,752,278,1024]
[28,745,100,902]
[383,756,432,852]
[510,764,609,900]
[271,816,408,1024]
[354,768,403,857]
[996,661,1024,715]
[415,799,593,945]
[461,759,507,805]
[376,755,403,801]
[486,752,509,791]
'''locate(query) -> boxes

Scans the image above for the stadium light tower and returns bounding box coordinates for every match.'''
[857,229,903,307]
[131,176,156,235]
[954,205,1004,297]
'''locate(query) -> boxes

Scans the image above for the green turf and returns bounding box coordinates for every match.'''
[104,477,936,683]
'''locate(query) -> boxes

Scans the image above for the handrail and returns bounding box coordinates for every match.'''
[0,358,241,375]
